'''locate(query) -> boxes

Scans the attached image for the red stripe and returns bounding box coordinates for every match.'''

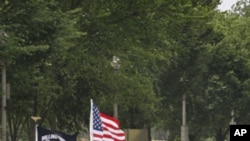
[93,113,125,141]
[100,113,121,127]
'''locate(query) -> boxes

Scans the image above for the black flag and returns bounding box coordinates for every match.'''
[36,126,77,141]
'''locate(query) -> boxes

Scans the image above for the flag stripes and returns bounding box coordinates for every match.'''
[90,99,125,141]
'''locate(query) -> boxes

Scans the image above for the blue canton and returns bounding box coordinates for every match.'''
[93,104,103,131]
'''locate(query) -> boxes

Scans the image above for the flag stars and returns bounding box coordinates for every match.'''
[91,100,125,141]
[93,104,103,131]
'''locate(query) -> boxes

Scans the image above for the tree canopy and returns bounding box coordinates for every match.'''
[1,0,250,141]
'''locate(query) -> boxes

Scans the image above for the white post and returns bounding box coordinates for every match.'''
[181,94,189,141]
[182,94,186,126]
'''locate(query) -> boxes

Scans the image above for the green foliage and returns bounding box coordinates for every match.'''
[1,0,169,137]
[2,0,250,141]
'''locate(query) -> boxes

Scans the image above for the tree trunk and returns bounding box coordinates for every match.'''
[189,134,198,141]
[29,121,36,141]
[215,128,226,141]
[29,92,38,141]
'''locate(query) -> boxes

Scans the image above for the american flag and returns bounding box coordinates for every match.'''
[90,100,125,141]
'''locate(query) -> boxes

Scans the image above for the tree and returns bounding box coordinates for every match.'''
[162,5,250,141]
[0,0,81,140]
[158,0,224,140]
[197,9,250,141]
[1,0,173,140]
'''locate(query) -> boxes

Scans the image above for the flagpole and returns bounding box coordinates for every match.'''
[31,116,41,141]
[89,99,93,141]
[110,56,121,119]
